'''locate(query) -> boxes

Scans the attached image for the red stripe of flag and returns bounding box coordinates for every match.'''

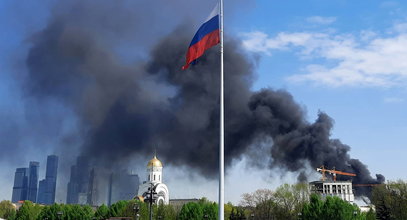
[182,29,220,70]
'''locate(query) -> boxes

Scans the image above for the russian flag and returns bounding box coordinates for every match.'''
[182,5,220,70]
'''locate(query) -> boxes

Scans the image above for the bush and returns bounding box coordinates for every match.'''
[0,200,16,220]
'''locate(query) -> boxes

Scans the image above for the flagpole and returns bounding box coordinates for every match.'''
[219,0,224,219]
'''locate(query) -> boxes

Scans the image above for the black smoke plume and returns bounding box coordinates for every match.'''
[22,0,383,196]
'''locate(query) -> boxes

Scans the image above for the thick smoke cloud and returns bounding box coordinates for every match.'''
[22,0,383,196]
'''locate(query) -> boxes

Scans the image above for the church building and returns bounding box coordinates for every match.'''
[137,154,169,205]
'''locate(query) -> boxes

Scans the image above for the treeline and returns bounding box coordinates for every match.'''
[0,180,406,220]
[0,198,215,220]
[238,181,407,220]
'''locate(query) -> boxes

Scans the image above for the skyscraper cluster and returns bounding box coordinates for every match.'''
[11,155,58,204]
[11,154,140,206]
[66,157,139,206]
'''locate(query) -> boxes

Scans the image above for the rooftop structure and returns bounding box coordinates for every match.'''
[309,181,354,203]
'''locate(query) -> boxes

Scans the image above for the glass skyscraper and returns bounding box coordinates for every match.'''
[11,168,29,203]
[37,155,59,204]
[66,156,90,204]
[107,170,139,206]
[27,161,39,202]
[11,161,39,203]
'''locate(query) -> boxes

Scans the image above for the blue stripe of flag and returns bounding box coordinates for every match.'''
[189,15,220,46]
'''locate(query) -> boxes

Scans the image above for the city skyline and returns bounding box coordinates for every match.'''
[10,155,59,204]
[9,154,142,206]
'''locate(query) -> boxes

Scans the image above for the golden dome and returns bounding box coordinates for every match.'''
[147,155,163,167]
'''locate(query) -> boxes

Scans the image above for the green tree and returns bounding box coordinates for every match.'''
[137,201,149,220]
[201,201,217,220]
[321,196,359,220]
[154,204,165,220]
[154,203,177,220]
[116,200,149,219]
[37,203,64,220]
[365,208,376,220]
[240,184,309,220]
[14,201,42,220]
[81,205,94,220]
[62,204,93,220]
[229,207,236,220]
[240,189,273,208]
[372,180,407,220]
[7,210,16,220]
[0,200,16,219]
[224,202,233,219]
[229,206,245,220]
[253,199,275,220]
[94,204,109,220]
[162,204,177,220]
[109,200,129,217]
[372,184,391,220]
[302,194,363,220]
[272,183,309,220]
[302,194,323,220]
[240,188,274,219]
[178,202,203,220]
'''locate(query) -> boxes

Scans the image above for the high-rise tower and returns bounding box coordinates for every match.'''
[37,155,59,204]
[11,168,29,203]
[66,156,90,204]
[12,161,39,203]
[27,162,39,202]
[107,170,139,205]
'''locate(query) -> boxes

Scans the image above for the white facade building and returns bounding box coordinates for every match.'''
[309,181,355,203]
[137,155,169,205]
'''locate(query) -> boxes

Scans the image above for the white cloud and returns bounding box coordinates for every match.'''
[241,31,271,54]
[392,22,407,33]
[380,1,399,8]
[383,97,404,103]
[306,16,337,25]
[241,25,407,87]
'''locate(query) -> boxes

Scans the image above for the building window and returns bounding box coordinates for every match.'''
[154,175,156,180]
[148,175,150,181]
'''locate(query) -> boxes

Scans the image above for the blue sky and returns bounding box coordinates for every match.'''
[232,0,407,183]
[0,0,406,204]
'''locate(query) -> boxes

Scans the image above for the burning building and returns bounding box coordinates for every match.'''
[310,166,357,202]
[310,181,355,203]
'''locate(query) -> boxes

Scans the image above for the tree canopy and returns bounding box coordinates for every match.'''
[371,180,407,220]
[302,194,363,220]
[0,200,16,220]
[14,201,42,220]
